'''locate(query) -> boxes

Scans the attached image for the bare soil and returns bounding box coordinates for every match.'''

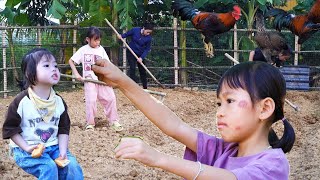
[0,88,319,179]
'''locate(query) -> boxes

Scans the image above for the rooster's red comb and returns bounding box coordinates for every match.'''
[233,5,241,14]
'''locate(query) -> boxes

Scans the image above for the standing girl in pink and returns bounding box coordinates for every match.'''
[69,26,123,132]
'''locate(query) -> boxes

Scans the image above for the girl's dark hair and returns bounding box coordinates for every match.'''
[143,23,154,30]
[217,61,295,153]
[18,48,56,90]
[86,26,102,40]
[281,46,294,56]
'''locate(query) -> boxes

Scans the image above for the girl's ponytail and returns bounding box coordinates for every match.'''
[268,118,295,153]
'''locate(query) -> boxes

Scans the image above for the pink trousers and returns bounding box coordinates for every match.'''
[84,82,119,125]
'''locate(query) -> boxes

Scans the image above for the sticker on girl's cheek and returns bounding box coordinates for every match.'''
[238,100,248,108]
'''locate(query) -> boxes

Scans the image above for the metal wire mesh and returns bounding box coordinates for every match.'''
[1,25,319,97]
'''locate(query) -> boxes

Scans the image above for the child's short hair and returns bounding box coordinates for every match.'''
[143,23,154,30]
[19,48,56,90]
[217,61,295,153]
[86,26,102,40]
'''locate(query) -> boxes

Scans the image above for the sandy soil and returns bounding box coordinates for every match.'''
[0,88,319,180]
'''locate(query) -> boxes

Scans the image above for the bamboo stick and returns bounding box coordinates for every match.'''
[284,99,299,111]
[143,89,166,97]
[60,74,108,86]
[224,53,240,64]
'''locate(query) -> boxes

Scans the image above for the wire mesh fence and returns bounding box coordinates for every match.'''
[1,23,319,98]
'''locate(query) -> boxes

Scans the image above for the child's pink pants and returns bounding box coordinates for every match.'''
[84,82,119,125]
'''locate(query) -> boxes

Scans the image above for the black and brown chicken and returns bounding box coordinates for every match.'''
[253,31,292,65]
[267,0,320,46]
[172,0,241,58]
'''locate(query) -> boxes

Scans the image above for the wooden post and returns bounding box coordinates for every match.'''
[37,24,41,48]
[2,22,7,98]
[173,18,179,86]
[180,21,187,86]
[72,20,77,88]
[233,24,238,64]
[122,29,127,74]
[294,35,299,65]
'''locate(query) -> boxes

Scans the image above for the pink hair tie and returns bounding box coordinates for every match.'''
[281,117,287,122]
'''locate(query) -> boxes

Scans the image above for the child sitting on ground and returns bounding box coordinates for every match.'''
[2,48,83,179]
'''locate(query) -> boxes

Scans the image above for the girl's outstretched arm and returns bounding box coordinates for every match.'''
[115,137,236,180]
[92,59,198,152]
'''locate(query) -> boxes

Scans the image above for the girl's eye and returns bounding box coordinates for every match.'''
[216,102,221,107]
[43,64,49,67]
[227,99,234,103]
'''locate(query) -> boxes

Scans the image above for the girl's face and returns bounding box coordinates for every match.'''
[142,29,152,36]
[87,37,101,48]
[36,56,60,87]
[278,53,291,61]
[216,84,261,143]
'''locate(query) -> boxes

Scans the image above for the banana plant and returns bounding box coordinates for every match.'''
[1,0,32,81]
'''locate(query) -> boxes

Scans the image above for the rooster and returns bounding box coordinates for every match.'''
[267,0,320,46]
[172,0,241,58]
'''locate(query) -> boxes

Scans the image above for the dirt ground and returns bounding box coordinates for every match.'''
[0,87,319,180]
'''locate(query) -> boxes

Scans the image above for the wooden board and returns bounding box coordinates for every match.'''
[279,66,310,91]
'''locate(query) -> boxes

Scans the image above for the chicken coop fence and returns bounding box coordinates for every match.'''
[1,21,320,98]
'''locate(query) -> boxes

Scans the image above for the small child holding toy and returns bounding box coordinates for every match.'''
[2,48,83,179]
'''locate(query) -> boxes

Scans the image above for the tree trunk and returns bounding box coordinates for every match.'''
[60,20,67,65]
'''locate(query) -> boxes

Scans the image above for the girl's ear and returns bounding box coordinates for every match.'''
[258,97,275,121]
[85,37,90,43]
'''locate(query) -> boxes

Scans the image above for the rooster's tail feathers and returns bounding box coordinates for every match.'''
[266,8,293,31]
[172,0,199,21]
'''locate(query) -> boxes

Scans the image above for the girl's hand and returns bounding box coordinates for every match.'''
[26,144,38,153]
[114,137,161,167]
[59,152,67,159]
[117,34,122,39]
[91,59,128,88]
[137,58,143,64]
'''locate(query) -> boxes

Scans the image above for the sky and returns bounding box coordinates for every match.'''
[0,0,5,11]
[0,0,7,11]
[0,0,60,24]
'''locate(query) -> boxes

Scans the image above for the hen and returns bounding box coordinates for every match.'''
[172,0,241,58]
[267,0,320,45]
[254,31,292,64]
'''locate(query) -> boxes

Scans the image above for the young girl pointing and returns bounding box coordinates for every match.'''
[92,60,295,179]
